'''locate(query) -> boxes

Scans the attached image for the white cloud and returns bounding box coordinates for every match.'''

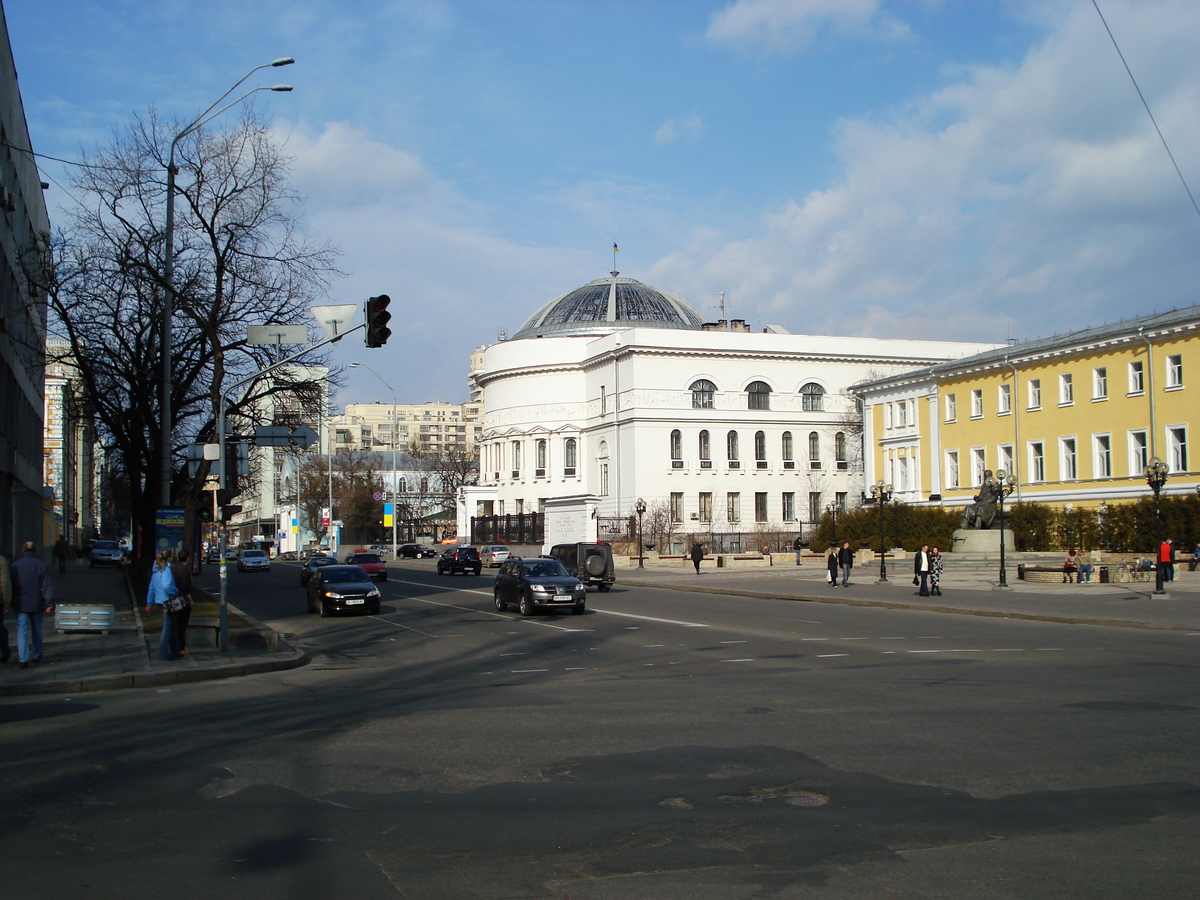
[655,114,704,144]
[705,0,907,52]
[656,0,1200,341]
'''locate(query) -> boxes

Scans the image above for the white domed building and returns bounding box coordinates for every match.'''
[459,271,999,554]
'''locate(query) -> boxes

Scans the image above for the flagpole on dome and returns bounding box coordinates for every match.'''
[612,241,618,276]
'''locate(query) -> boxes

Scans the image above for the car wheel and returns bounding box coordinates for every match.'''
[518,593,534,617]
[598,584,611,593]
[494,589,506,612]
[572,601,585,615]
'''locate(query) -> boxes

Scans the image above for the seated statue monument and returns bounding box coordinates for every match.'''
[961,471,999,530]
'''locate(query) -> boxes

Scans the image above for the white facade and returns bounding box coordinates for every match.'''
[464,322,998,547]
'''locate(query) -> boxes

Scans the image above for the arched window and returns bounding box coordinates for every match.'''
[670,429,682,460]
[801,382,825,412]
[536,439,547,472]
[727,430,740,465]
[835,432,847,469]
[597,440,609,496]
[398,477,407,493]
[747,380,771,410]
[420,477,429,492]
[781,431,793,462]
[699,430,711,467]
[691,379,716,409]
[808,431,821,467]
[754,430,767,464]
[564,437,577,471]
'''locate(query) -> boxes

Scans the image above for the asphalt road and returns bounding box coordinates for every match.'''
[2,558,1198,899]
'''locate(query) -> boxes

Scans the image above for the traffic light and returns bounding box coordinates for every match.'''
[198,493,214,522]
[365,294,392,348]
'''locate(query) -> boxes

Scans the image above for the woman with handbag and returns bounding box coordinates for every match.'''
[145,550,184,661]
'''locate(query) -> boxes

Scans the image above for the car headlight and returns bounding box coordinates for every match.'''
[367,590,380,598]
[528,583,549,593]
[323,591,345,599]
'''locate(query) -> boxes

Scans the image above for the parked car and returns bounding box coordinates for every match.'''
[547,542,616,591]
[307,565,382,617]
[279,550,298,561]
[344,551,388,582]
[89,540,124,568]
[300,554,339,586]
[236,549,271,572]
[493,558,586,616]
[368,544,394,556]
[480,545,512,568]
[437,546,481,576]
[399,544,437,559]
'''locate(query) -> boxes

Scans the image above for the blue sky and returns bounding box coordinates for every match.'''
[10,1,1200,405]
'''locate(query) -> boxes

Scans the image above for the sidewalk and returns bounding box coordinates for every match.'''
[0,562,306,697]
[617,558,1200,632]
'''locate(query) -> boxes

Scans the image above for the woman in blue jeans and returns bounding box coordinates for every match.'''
[145,551,183,661]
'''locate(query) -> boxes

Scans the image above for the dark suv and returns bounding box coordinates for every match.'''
[437,546,482,576]
[548,542,615,591]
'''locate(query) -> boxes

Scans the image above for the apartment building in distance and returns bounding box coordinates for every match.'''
[332,400,483,456]
[857,305,1199,512]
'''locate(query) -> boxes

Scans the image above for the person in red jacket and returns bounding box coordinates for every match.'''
[1159,539,1175,583]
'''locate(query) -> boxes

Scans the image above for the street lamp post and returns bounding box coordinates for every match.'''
[635,498,646,569]
[349,362,399,558]
[160,58,294,506]
[991,469,1017,589]
[1144,457,1169,595]
[869,480,893,583]
[826,500,839,546]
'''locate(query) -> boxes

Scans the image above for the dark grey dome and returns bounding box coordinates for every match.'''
[512,272,706,340]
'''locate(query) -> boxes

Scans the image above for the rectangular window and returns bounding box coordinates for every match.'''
[835,492,848,512]
[970,389,983,418]
[1028,379,1041,409]
[897,401,908,427]
[727,492,740,524]
[971,447,986,486]
[754,492,768,523]
[1094,434,1112,478]
[1061,438,1077,480]
[1169,426,1188,472]
[669,492,683,524]
[782,492,795,522]
[1030,441,1045,482]
[998,444,1013,478]
[1166,354,1183,388]
[599,463,609,497]
[884,403,893,430]
[699,492,713,523]
[808,492,822,524]
[998,383,1011,415]
[945,450,959,489]
[1129,430,1148,474]
[1059,373,1074,405]
[1093,367,1108,400]
[1128,360,1144,394]
[600,385,606,416]
[945,393,956,422]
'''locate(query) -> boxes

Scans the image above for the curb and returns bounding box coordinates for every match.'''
[618,578,1193,632]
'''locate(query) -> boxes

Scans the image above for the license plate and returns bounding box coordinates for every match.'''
[346,598,365,605]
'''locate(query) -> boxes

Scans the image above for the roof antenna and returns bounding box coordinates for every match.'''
[611,241,619,277]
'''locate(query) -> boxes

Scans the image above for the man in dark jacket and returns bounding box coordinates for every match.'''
[914,544,932,597]
[10,542,54,668]
[689,543,704,574]
[838,542,854,586]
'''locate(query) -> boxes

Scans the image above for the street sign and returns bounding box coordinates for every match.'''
[311,303,360,339]
[254,425,293,447]
[247,324,308,345]
[290,423,318,449]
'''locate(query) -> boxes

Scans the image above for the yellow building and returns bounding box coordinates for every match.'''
[858,305,1199,512]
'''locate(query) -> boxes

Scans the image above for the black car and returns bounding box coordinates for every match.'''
[494,558,586,616]
[306,565,382,616]
[399,543,437,559]
[437,546,481,576]
[548,542,616,591]
[300,554,339,586]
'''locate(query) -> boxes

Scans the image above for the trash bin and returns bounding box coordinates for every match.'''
[1016,564,1025,580]
[1098,565,1109,584]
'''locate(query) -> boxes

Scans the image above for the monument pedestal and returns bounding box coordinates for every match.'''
[952,527,1015,556]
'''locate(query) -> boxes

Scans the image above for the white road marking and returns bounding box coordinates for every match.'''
[368,617,438,637]
[511,669,548,673]
[817,653,848,658]
[722,658,755,663]
[590,609,711,628]
[388,583,585,632]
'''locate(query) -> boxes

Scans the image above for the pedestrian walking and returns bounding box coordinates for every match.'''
[929,546,943,596]
[0,551,11,664]
[145,551,183,661]
[792,535,803,566]
[53,535,70,574]
[1160,539,1175,582]
[826,546,839,586]
[838,541,854,587]
[914,544,932,596]
[169,549,195,656]
[689,542,705,574]
[10,542,54,668]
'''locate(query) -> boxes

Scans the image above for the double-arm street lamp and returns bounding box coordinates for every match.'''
[826,500,839,546]
[160,58,294,506]
[349,362,399,558]
[869,479,893,582]
[1144,457,1169,595]
[635,498,646,569]
[988,469,1017,588]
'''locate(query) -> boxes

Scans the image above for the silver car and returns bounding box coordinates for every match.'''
[89,540,124,568]
[236,549,271,572]
[480,545,512,568]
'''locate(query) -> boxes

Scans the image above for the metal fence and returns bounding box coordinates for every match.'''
[471,513,544,545]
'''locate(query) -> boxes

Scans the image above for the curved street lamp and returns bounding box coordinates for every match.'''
[161,58,295,506]
[826,500,839,546]
[868,480,893,583]
[1144,456,1169,595]
[635,498,646,569]
[990,469,1017,588]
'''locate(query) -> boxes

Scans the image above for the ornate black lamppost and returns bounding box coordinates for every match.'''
[869,479,893,582]
[826,500,839,546]
[990,469,1017,588]
[1144,457,1169,595]
[635,497,646,569]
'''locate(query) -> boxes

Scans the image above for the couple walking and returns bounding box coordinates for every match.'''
[826,542,855,586]
[913,545,943,596]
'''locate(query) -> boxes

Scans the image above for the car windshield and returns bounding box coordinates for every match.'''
[242,551,266,559]
[354,554,383,563]
[521,560,570,578]
[94,541,119,550]
[310,556,336,566]
[325,567,370,583]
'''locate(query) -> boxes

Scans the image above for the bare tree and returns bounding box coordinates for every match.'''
[42,108,342,551]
